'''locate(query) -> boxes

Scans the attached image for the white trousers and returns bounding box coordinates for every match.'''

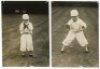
[20,34,33,52]
[62,30,88,47]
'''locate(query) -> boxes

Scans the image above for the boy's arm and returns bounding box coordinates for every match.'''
[80,19,87,30]
[65,24,70,30]
[28,22,34,34]
[65,19,72,30]
[82,23,87,31]
[19,23,24,34]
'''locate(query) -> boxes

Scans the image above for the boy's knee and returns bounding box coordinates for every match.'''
[62,41,71,46]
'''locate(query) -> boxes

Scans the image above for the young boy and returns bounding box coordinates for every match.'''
[19,14,34,57]
[61,9,89,53]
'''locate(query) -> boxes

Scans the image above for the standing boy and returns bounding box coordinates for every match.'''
[19,14,34,56]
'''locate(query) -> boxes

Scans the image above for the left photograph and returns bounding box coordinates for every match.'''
[2,1,49,67]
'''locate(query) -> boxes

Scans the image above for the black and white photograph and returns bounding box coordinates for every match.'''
[2,1,49,67]
[52,1,99,67]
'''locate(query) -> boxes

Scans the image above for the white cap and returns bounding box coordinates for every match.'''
[70,9,79,16]
[22,14,29,20]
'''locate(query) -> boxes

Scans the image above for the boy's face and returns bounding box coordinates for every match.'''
[72,16,78,22]
[23,19,28,25]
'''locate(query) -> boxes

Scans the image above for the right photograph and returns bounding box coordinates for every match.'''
[52,1,99,67]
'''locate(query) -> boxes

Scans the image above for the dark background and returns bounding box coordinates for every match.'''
[2,1,48,14]
[52,1,98,7]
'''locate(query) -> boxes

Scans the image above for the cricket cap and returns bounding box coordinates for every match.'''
[22,14,29,20]
[70,9,79,16]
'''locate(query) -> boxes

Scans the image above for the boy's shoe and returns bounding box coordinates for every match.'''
[85,50,89,53]
[29,54,33,57]
[84,46,89,53]
[61,45,65,53]
[61,50,64,53]
[21,54,26,57]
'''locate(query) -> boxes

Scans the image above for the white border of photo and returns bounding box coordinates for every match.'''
[1,0,100,69]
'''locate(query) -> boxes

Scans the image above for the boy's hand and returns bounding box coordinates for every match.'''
[66,25,70,30]
[82,26,86,30]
